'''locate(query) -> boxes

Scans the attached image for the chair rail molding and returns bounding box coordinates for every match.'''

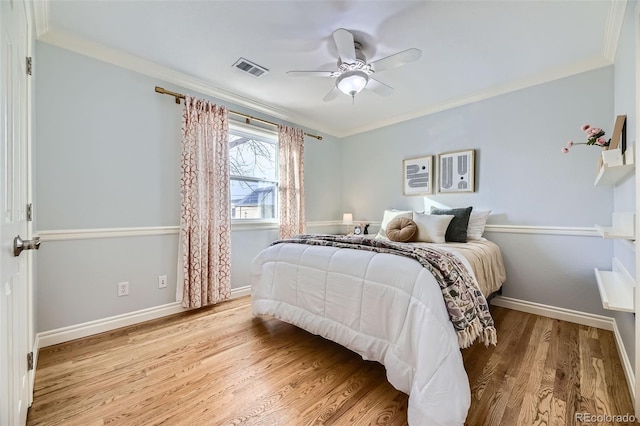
[37,223,601,242]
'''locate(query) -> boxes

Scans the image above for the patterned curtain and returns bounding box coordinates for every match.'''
[178,96,231,309]
[278,125,305,239]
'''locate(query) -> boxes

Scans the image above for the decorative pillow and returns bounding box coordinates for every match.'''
[376,210,413,240]
[467,210,491,240]
[412,212,455,243]
[430,206,473,243]
[386,217,418,242]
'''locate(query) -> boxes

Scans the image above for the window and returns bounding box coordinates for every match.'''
[229,123,278,220]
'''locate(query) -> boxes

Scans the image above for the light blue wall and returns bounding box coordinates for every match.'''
[612,0,637,374]
[614,1,637,252]
[34,42,342,331]
[341,67,617,318]
[341,67,614,227]
[34,19,634,344]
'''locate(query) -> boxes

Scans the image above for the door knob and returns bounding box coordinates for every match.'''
[13,235,41,257]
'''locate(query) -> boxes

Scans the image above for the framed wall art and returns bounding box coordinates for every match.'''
[403,155,433,195]
[437,149,475,193]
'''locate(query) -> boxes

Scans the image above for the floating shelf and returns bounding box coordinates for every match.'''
[594,261,635,312]
[594,145,634,187]
[595,212,635,240]
[594,163,634,186]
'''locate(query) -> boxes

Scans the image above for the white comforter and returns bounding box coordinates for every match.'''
[251,242,472,425]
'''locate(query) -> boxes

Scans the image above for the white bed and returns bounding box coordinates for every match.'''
[250,236,506,425]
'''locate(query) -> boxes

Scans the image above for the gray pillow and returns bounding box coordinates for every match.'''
[430,206,473,243]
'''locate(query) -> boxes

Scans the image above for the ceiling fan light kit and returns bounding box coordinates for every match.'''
[287,28,422,103]
[336,70,369,97]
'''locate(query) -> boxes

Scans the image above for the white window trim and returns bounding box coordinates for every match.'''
[229,120,279,223]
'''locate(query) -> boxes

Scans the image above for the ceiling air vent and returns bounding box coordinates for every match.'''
[232,58,269,78]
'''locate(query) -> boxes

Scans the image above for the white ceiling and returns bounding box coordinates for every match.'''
[36,0,623,138]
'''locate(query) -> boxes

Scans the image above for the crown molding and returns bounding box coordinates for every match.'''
[37,28,331,137]
[337,56,613,138]
[31,0,50,39]
[35,6,620,140]
[603,0,628,62]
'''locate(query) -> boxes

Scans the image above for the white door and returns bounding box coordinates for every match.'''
[1,0,33,425]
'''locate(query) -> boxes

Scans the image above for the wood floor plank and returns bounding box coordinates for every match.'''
[464,309,535,425]
[487,313,541,425]
[514,317,553,425]
[551,397,567,426]
[578,327,600,419]
[27,298,635,426]
[334,379,408,426]
[554,319,582,422]
[533,319,560,426]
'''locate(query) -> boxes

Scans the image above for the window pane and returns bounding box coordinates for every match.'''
[230,179,277,220]
[229,134,276,181]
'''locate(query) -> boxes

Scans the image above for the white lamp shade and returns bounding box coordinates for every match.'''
[336,71,368,96]
[342,213,353,225]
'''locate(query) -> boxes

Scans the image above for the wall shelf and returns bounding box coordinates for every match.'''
[594,259,635,312]
[595,212,635,239]
[593,144,635,186]
[594,163,634,187]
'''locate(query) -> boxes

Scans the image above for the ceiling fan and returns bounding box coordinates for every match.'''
[286,28,422,102]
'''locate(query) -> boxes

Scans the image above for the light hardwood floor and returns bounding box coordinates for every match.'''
[27,297,635,425]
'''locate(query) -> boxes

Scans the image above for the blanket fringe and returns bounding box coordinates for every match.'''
[457,317,497,349]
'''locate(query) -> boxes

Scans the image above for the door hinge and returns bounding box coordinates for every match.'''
[26,203,33,221]
[27,352,33,371]
[26,57,32,76]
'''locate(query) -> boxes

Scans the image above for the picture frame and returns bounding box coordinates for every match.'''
[437,149,475,193]
[403,155,433,195]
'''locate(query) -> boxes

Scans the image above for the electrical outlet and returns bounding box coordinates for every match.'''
[118,281,129,297]
[158,275,167,289]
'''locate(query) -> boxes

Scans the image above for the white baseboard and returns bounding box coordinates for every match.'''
[491,295,634,404]
[36,285,251,348]
[230,285,252,299]
[490,296,615,330]
[611,317,636,404]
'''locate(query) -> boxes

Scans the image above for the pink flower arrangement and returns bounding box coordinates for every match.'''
[562,124,610,153]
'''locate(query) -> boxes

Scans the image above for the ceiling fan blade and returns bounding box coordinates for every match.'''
[323,87,340,102]
[370,48,422,72]
[367,78,394,97]
[333,28,356,63]
[286,71,334,78]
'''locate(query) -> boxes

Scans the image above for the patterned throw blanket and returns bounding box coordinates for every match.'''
[273,234,497,349]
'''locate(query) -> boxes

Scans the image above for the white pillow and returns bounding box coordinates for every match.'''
[467,210,491,240]
[376,210,413,240]
[412,212,455,243]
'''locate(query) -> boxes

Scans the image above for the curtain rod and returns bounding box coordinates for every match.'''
[154,86,323,141]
